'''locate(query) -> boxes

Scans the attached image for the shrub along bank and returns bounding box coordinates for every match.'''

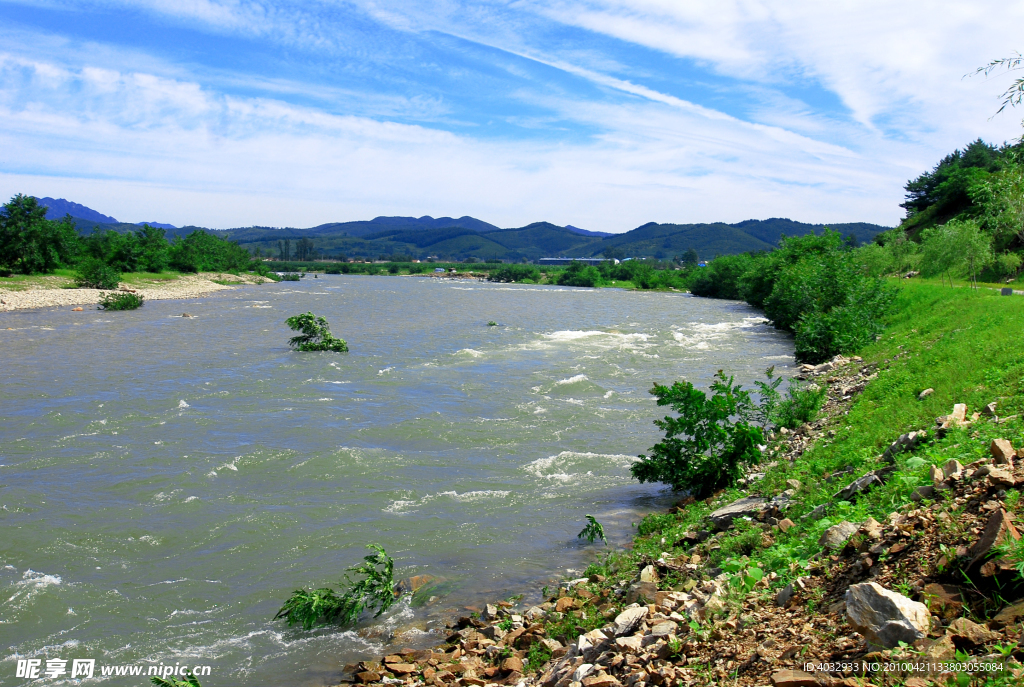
[334,282,1024,687]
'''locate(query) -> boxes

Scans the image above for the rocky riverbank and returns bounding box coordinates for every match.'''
[0,272,273,312]
[342,356,1024,687]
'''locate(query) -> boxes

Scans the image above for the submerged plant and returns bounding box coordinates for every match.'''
[578,515,607,544]
[274,544,401,630]
[150,674,202,687]
[99,291,144,311]
[285,312,348,352]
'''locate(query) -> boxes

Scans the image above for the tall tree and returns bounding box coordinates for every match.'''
[0,194,79,274]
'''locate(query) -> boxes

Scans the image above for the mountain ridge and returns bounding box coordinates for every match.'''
[29,198,891,262]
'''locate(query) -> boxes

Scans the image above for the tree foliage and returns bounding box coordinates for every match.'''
[0,194,78,275]
[274,544,401,630]
[631,371,765,498]
[285,312,349,352]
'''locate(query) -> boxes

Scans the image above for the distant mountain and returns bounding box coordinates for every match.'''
[136,221,177,230]
[565,225,613,238]
[31,197,889,262]
[36,197,118,224]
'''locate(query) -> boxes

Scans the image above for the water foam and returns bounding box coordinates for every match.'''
[385,489,511,513]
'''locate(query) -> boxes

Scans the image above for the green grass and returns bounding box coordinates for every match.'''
[624,281,1024,587]
[0,268,77,290]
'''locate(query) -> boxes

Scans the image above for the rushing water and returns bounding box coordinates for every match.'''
[0,275,794,686]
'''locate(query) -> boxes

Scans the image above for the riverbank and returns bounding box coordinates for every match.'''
[0,272,273,311]
[344,281,1024,687]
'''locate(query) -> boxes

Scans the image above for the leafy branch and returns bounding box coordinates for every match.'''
[970,52,1024,115]
[274,544,401,630]
[578,515,607,544]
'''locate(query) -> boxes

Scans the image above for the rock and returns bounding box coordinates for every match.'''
[918,388,934,400]
[356,672,381,684]
[845,582,930,649]
[987,467,1016,488]
[614,636,643,652]
[969,508,1020,570]
[572,665,595,682]
[582,674,619,687]
[920,634,955,662]
[778,518,795,533]
[71,306,83,311]
[612,607,649,636]
[481,604,499,621]
[708,496,767,530]
[650,621,677,636]
[639,565,658,583]
[883,431,928,459]
[989,599,1024,629]
[991,439,1015,465]
[776,579,802,607]
[786,479,801,491]
[982,402,998,416]
[947,618,998,648]
[387,663,417,675]
[502,657,524,673]
[860,517,883,539]
[910,485,936,502]
[555,597,576,613]
[833,473,882,502]
[943,459,964,480]
[801,504,828,521]
[929,465,945,485]
[920,583,964,621]
[769,669,820,687]
[624,581,657,605]
[819,521,858,549]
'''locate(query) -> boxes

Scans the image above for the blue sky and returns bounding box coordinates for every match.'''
[1,1,1022,231]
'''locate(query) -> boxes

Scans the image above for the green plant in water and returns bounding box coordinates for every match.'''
[150,674,201,687]
[285,312,349,352]
[578,515,607,544]
[631,370,764,498]
[274,544,400,629]
[281,273,301,281]
[99,291,144,310]
[487,321,498,326]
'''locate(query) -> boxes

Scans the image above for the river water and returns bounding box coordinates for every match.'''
[0,275,793,686]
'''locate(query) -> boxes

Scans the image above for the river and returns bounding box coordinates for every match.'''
[0,275,794,686]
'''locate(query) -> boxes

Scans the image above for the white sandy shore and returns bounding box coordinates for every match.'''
[0,273,274,312]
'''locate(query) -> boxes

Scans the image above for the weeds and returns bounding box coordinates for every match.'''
[98,291,144,310]
[274,544,401,630]
[150,674,201,687]
[578,515,607,544]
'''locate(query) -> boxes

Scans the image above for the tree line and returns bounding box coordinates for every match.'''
[0,194,269,287]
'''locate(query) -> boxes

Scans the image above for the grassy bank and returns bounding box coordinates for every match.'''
[622,281,1024,571]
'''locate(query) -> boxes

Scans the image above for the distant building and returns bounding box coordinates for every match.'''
[537,257,615,266]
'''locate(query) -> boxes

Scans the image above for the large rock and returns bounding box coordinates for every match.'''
[624,581,657,604]
[709,496,767,530]
[845,582,930,649]
[989,599,1024,629]
[612,607,649,636]
[819,521,858,549]
[991,439,1016,464]
[833,473,882,502]
[920,583,964,621]
[968,508,1020,571]
[947,618,998,648]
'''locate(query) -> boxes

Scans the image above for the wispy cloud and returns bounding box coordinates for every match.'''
[0,1,1020,230]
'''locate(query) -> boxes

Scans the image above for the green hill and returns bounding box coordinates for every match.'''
[50,200,890,262]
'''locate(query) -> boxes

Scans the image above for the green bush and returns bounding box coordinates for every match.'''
[0,194,79,274]
[74,257,121,289]
[689,253,755,299]
[488,264,540,283]
[274,544,401,629]
[630,371,765,498]
[556,260,602,287]
[285,312,349,352]
[98,291,144,310]
[281,273,301,281]
[773,380,827,429]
